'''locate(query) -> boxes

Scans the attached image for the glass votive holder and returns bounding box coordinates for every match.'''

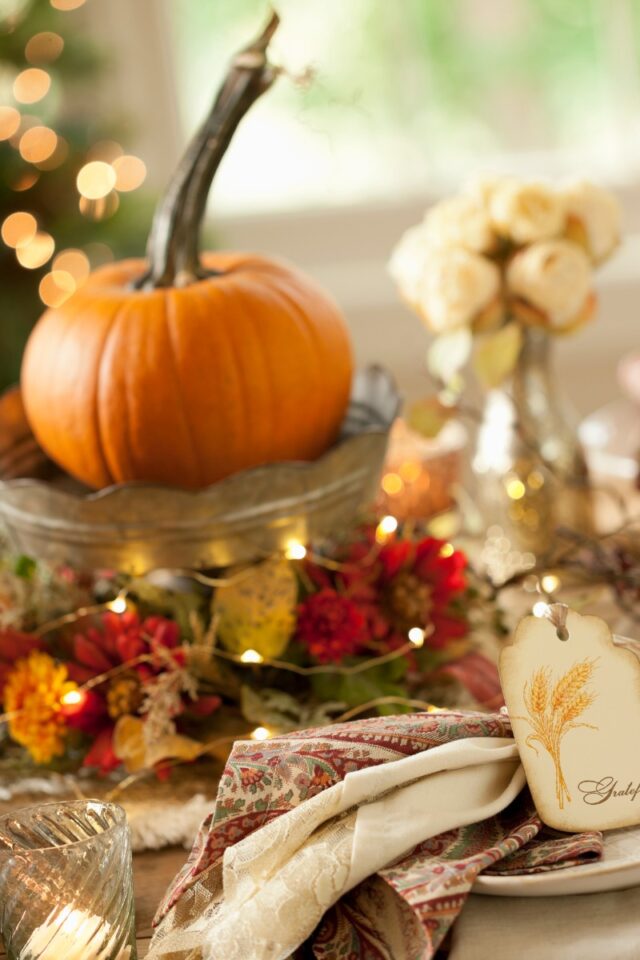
[0,800,136,960]
[377,417,467,521]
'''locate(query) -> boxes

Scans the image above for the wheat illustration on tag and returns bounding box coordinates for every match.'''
[518,658,598,809]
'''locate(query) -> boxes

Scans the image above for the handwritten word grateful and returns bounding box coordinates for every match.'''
[578,778,640,805]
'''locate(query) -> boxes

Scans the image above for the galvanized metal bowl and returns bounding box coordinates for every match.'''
[0,367,401,573]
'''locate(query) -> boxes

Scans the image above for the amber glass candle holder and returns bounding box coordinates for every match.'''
[0,800,136,960]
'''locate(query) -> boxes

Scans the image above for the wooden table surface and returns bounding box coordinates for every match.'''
[132,846,188,957]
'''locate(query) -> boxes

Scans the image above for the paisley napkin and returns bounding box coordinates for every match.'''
[148,711,602,960]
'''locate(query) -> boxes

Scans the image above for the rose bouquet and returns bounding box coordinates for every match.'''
[390,178,622,567]
[390,177,621,396]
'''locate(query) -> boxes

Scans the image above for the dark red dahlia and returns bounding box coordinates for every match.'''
[376,536,468,649]
[296,588,366,664]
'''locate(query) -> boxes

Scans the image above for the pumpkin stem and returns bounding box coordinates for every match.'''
[136,11,280,290]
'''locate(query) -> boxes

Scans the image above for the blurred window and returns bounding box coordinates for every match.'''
[171,0,640,214]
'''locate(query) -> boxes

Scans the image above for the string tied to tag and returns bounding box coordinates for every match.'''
[544,602,569,641]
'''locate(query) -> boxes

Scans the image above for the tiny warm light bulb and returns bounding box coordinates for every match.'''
[51,0,87,10]
[108,594,127,614]
[240,649,264,664]
[53,248,90,283]
[439,543,454,558]
[25,31,65,65]
[285,540,307,561]
[0,106,21,141]
[540,573,560,594]
[16,231,55,269]
[61,689,84,706]
[1,211,37,249]
[251,726,271,741]
[506,478,526,500]
[76,161,117,201]
[408,627,425,647]
[112,154,147,192]
[381,472,403,496]
[13,67,51,104]
[376,515,398,543]
[39,269,76,308]
[533,601,549,618]
[19,126,58,164]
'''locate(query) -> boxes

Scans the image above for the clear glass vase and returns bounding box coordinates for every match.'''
[473,327,593,580]
[0,800,136,960]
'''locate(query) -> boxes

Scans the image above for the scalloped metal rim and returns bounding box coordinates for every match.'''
[0,366,401,571]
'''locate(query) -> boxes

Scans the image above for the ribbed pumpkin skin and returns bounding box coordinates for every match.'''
[21,252,353,490]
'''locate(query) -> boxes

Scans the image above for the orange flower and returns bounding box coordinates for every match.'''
[4,652,77,764]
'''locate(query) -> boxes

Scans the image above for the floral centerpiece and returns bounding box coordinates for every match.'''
[390,177,621,570]
[0,523,503,780]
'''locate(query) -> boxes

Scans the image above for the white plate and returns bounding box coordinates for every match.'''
[473,824,640,897]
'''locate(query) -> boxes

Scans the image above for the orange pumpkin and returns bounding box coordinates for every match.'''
[21,15,353,491]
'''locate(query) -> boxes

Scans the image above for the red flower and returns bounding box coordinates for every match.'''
[71,611,183,680]
[296,589,366,664]
[61,689,107,735]
[83,727,119,775]
[374,535,468,649]
[304,528,470,656]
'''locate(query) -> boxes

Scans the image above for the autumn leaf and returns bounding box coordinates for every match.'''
[472,321,523,389]
[214,558,298,659]
[407,395,457,439]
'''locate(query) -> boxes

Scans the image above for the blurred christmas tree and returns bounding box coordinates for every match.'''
[0,0,153,389]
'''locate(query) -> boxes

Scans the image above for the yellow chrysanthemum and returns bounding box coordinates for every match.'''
[4,651,77,764]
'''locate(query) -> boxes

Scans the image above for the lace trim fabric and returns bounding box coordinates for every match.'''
[148,711,602,960]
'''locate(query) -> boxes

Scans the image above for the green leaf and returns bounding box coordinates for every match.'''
[311,660,408,710]
[427,328,472,385]
[240,686,345,732]
[13,555,36,579]
[472,322,523,389]
[407,396,457,440]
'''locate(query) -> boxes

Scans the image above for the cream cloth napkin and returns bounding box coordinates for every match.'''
[149,735,524,960]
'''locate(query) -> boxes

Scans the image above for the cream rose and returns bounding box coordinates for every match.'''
[388,222,434,308]
[422,194,495,254]
[507,239,592,330]
[562,179,621,263]
[490,179,565,244]
[416,247,500,334]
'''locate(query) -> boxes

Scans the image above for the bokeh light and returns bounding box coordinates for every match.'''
[1,211,37,249]
[13,67,51,104]
[76,160,116,200]
[35,136,68,170]
[87,140,123,163]
[112,154,146,192]
[25,32,64,64]
[16,231,55,268]
[381,472,403,495]
[19,125,57,163]
[50,0,86,9]
[39,270,76,307]
[53,248,90,284]
[0,106,21,141]
[79,191,120,221]
[84,242,114,267]
[11,170,39,191]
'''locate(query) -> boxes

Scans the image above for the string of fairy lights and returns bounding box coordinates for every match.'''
[0,516,439,742]
[0,0,147,307]
[0,507,566,797]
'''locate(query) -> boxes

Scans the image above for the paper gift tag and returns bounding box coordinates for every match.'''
[500,604,640,832]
